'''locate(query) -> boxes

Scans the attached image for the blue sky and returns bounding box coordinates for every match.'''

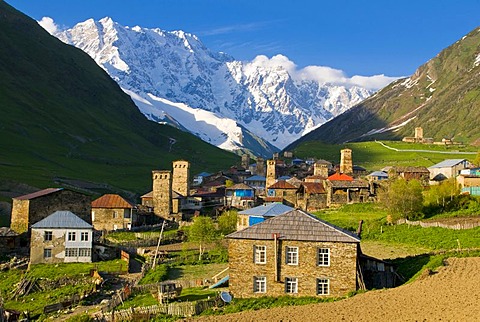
[7,0,480,78]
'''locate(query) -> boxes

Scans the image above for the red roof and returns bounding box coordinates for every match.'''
[14,188,63,200]
[91,194,133,209]
[268,180,297,190]
[301,182,326,194]
[328,173,354,181]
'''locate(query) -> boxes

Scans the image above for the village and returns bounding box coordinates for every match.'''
[0,138,479,321]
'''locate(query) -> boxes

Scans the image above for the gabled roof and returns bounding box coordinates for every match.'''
[172,191,185,199]
[328,173,354,181]
[245,175,266,182]
[141,191,153,199]
[278,175,291,181]
[268,180,297,190]
[327,179,369,188]
[300,182,326,194]
[226,183,254,190]
[304,174,327,181]
[227,209,360,243]
[368,171,388,177]
[390,166,430,173]
[31,211,92,229]
[91,194,133,209]
[428,159,467,169]
[14,188,63,200]
[238,203,294,217]
[195,172,211,177]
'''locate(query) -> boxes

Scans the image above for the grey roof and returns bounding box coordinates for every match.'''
[327,179,370,188]
[227,209,360,243]
[428,159,467,169]
[368,171,388,177]
[238,203,294,217]
[245,175,266,182]
[31,211,92,229]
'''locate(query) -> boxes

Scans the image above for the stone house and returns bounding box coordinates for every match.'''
[227,209,361,298]
[388,166,430,185]
[325,173,370,207]
[225,183,256,209]
[296,182,327,212]
[10,188,91,234]
[428,159,469,181]
[30,211,93,264]
[236,203,293,231]
[244,175,266,195]
[266,181,298,207]
[91,194,135,231]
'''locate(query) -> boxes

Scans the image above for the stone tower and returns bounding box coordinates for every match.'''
[340,149,353,175]
[256,157,265,176]
[266,160,277,189]
[415,127,423,141]
[314,163,329,178]
[172,160,190,196]
[241,154,250,169]
[152,170,172,218]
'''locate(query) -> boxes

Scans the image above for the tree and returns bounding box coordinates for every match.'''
[474,151,480,167]
[218,210,238,236]
[187,216,218,260]
[424,178,460,211]
[379,178,424,220]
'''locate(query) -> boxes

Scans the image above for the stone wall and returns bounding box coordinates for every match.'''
[304,194,327,212]
[228,238,358,298]
[152,170,172,218]
[266,160,276,189]
[172,161,190,197]
[10,190,91,234]
[30,228,65,264]
[93,208,131,231]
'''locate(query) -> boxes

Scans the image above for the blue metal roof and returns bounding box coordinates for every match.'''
[429,159,467,169]
[31,211,92,229]
[245,175,266,182]
[238,203,294,217]
[195,172,211,177]
[368,171,388,177]
[278,175,291,180]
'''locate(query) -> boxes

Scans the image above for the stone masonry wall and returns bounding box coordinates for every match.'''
[228,239,358,298]
[172,160,190,197]
[30,228,66,264]
[93,208,130,231]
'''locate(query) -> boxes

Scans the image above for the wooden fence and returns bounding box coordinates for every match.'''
[397,218,480,230]
[100,298,218,321]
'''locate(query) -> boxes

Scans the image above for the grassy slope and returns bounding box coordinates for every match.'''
[288,27,480,147]
[0,2,238,196]
[291,140,477,171]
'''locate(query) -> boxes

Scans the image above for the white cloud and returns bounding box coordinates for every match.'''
[247,54,400,90]
[38,17,58,35]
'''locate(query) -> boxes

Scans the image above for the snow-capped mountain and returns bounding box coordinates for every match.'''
[52,17,374,156]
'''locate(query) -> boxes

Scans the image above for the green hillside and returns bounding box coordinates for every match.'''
[0,2,238,198]
[288,27,480,147]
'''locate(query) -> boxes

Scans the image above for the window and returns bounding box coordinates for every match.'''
[254,245,266,264]
[285,277,298,294]
[44,248,52,258]
[317,278,330,295]
[253,276,266,293]
[317,248,330,266]
[113,211,118,219]
[65,248,78,257]
[80,232,89,241]
[67,232,76,241]
[44,231,52,241]
[78,248,91,257]
[285,246,298,265]
[92,211,95,221]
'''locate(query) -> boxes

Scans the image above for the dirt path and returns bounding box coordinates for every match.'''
[191,257,480,322]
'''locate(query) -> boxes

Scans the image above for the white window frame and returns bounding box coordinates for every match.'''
[317,278,330,295]
[44,248,52,258]
[285,246,299,265]
[67,232,76,241]
[254,245,266,264]
[285,277,298,294]
[78,248,91,257]
[44,231,52,241]
[65,248,78,257]
[80,232,89,241]
[317,248,330,266]
[253,276,267,293]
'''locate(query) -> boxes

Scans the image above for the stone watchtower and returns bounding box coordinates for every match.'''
[241,154,250,169]
[415,127,423,142]
[340,148,353,175]
[314,163,329,178]
[152,170,172,218]
[256,157,265,176]
[266,160,277,189]
[172,160,190,197]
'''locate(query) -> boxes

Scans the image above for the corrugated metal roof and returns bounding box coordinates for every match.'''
[245,175,266,182]
[428,159,467,169]
[327,179,369,188]
[301,182,326,194]
[268,180,297,189]
[227,209,360,243]
[31,211,92,229]
[238,203,294,217]
[14,188,63,200]
[91,194,133,209]
[328,173,353,181]
[368,171,388,177]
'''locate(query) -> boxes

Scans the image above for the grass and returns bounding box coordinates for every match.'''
[139,264,169,285]
[166,263,228,281]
